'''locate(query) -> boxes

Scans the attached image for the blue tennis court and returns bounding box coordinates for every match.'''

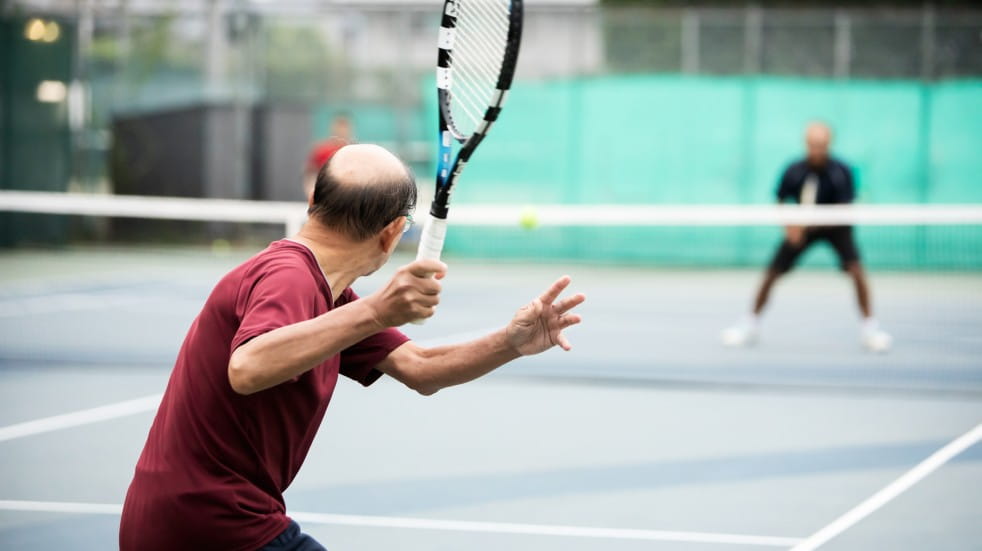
[4,1,982,549]
[1,247,979,550]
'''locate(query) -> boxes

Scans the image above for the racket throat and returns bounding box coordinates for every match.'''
[430,154,468,219]
[430,196,451,219]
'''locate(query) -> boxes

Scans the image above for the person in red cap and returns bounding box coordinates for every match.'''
[303,114,353,201]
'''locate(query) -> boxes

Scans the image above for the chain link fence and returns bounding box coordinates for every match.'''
[2,1,981,199]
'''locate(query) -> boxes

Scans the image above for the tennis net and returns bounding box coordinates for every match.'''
[2,190,982,270]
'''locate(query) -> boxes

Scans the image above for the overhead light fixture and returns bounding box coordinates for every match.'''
[37,80,67,103]
[24,18,60,43]
[25,18,46,41]
[42,21,60,43]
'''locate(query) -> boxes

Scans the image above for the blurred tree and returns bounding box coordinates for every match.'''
[90,15,200,89]
[600,0,977,5]
[261,23,341,102]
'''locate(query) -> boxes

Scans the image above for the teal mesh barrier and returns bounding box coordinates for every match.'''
[424,75,982,269]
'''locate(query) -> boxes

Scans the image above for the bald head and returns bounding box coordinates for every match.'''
[309,144,417,241]
[328,144,410,188]
[804,122,832,166]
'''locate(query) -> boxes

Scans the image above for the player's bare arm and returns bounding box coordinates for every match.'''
[228,259,446,395]
[378,276,585,395]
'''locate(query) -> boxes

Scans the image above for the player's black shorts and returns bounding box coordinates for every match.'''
[768,226,861,273]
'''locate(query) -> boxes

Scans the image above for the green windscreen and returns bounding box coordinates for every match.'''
[424,75,982,269]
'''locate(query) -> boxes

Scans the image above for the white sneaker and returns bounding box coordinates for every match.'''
[862,320,893,353]
[721,317,759,347]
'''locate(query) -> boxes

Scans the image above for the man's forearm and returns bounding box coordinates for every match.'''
[381,275,582,395]
[228,301,383,394]
[394,330,522,395]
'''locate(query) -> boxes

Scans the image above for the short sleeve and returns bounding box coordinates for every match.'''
[337,289,410,387]
[231,262,320,353]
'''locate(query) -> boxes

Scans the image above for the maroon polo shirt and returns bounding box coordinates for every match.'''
[120,240,408,551]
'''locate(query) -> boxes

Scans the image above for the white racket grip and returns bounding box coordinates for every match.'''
[416,215,447,262]
[411,216,448,325]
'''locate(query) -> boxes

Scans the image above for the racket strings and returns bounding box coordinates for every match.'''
[453,10,508,83]
[464,0,510,37]
[456,0,510,61]
[451,57,499,114]
[453,20,504,79]
[447,0,513,136]
[451,20,503,98]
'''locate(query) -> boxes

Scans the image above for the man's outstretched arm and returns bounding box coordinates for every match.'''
[377,276,585,395]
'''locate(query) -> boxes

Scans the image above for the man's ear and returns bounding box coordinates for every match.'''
[378,217,404,253]
[304,172,316,207]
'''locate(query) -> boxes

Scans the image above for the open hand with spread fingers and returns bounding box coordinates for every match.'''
[506,276,586,356]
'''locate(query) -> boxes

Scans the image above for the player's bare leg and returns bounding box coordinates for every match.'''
[846,262,872,317]
[722,269,781,347]
[846,261,892,352]
[753,268,782,315]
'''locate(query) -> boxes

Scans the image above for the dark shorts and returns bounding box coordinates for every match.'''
[261,520,326,551]
[768,226,861,273]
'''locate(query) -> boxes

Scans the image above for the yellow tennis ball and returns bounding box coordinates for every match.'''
[211,238,231,255]
[519,207,539,230]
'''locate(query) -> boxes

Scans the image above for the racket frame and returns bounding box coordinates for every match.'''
[429,0,523,221]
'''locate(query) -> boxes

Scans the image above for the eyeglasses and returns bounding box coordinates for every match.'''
[403,213,415,234]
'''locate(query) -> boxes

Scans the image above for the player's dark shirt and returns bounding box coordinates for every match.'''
[776,157,855,205]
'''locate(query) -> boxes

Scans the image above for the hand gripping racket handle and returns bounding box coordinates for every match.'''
[411,215,448,325]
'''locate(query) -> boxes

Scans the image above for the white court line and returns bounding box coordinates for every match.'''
[0,500,122,515]
[790,422,982,551]
[291,511,802,547]
[0,500,802,547]
[0,293,159,318]
[0,394,162,442]
[0,328,495,444]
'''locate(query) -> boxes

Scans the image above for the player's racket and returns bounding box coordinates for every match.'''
[800,173,818,207]
[415,0,523,263]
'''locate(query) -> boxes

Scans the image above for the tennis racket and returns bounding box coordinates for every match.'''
[415,0,524,264]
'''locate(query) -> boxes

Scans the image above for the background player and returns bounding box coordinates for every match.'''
[722,122,892,352]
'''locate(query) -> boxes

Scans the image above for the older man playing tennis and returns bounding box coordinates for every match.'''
[120,144,585,551]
